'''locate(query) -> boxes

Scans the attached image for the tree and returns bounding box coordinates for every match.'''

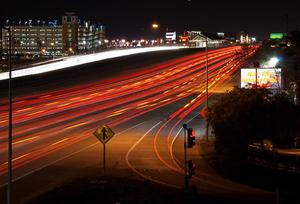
[209,87,300,167]
[289,30,300,50]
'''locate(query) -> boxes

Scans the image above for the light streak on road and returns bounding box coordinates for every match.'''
[50,138,70,146]
[0,46,259,176]
[12,136,40,145]
[0,46,185,80]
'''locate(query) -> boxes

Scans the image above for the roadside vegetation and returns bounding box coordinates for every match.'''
[206,87,300,202]
[208,87,300,168]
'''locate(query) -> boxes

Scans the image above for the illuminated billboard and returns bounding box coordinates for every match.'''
[241,68,282,89]
[270,33,284,40]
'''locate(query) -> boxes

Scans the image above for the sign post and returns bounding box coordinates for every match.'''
[103,143,106,174]
[94,124,115,175]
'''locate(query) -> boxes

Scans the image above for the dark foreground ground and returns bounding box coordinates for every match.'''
[26,176,265,204]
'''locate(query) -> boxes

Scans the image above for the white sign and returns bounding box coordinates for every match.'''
[166,32,176,41]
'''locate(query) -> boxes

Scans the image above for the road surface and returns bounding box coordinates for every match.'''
[0,46,274,203]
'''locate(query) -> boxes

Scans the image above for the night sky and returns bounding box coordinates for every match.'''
[1,0,300,40]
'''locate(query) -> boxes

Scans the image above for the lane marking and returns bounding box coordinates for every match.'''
[126,121,179,188]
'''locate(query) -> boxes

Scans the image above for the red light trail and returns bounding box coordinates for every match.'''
[0,46,259,175]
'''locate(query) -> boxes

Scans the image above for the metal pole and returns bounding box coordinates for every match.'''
[103,143,106,175]
[183,124,188,191]
[286,14,289,43]
[7,25,13,204]
[205,37,209,141]
[255,67,258,89]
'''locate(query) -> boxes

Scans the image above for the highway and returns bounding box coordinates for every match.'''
[0,46,274,203]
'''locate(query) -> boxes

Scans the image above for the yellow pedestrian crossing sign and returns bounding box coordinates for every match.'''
[94,124,115,144]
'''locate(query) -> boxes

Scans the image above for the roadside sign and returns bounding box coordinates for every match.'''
[94,124,115,144]
[200,106,208,120]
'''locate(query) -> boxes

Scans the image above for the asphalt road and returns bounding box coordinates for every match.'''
[0,46,275,203]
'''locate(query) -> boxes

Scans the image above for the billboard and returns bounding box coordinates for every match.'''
[241,68,282,89]
[270,33,284,40]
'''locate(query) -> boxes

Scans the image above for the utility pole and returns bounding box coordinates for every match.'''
[8,25,12,204]
[285,14,289,45]
[205,37,209,141]
[286,14,289,37]
[255,67,258,89]
[2,25,13,204]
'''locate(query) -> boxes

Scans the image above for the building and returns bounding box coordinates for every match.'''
[189,32,227,48]
[1,22,63,56]
[62,13,79,54]
[1,13,105,57]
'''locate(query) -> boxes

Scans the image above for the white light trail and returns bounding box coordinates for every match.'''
[0,46,185,81]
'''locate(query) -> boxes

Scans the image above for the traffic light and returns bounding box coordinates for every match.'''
[188,160,196,178]
[187,128,196,148]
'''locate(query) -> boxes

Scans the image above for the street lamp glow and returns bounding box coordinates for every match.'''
[152,23,159,29]
[266,57,280,67]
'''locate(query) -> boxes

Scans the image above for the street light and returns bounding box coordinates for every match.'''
[152,23,159,29]
[266,57,280,68]
[151,23,160,46]
[2,25,13,204]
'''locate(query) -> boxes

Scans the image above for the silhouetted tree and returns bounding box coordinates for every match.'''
[209,87,300,167]
[289,30,300,50]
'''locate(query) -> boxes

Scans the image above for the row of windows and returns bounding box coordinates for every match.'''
[5,46,63,49]
[12,34,62,37]
[7,30,103,37]
[2,43,62,46]
[12,47,63,50]
[12,30,62,33]
[12,38,62,42]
